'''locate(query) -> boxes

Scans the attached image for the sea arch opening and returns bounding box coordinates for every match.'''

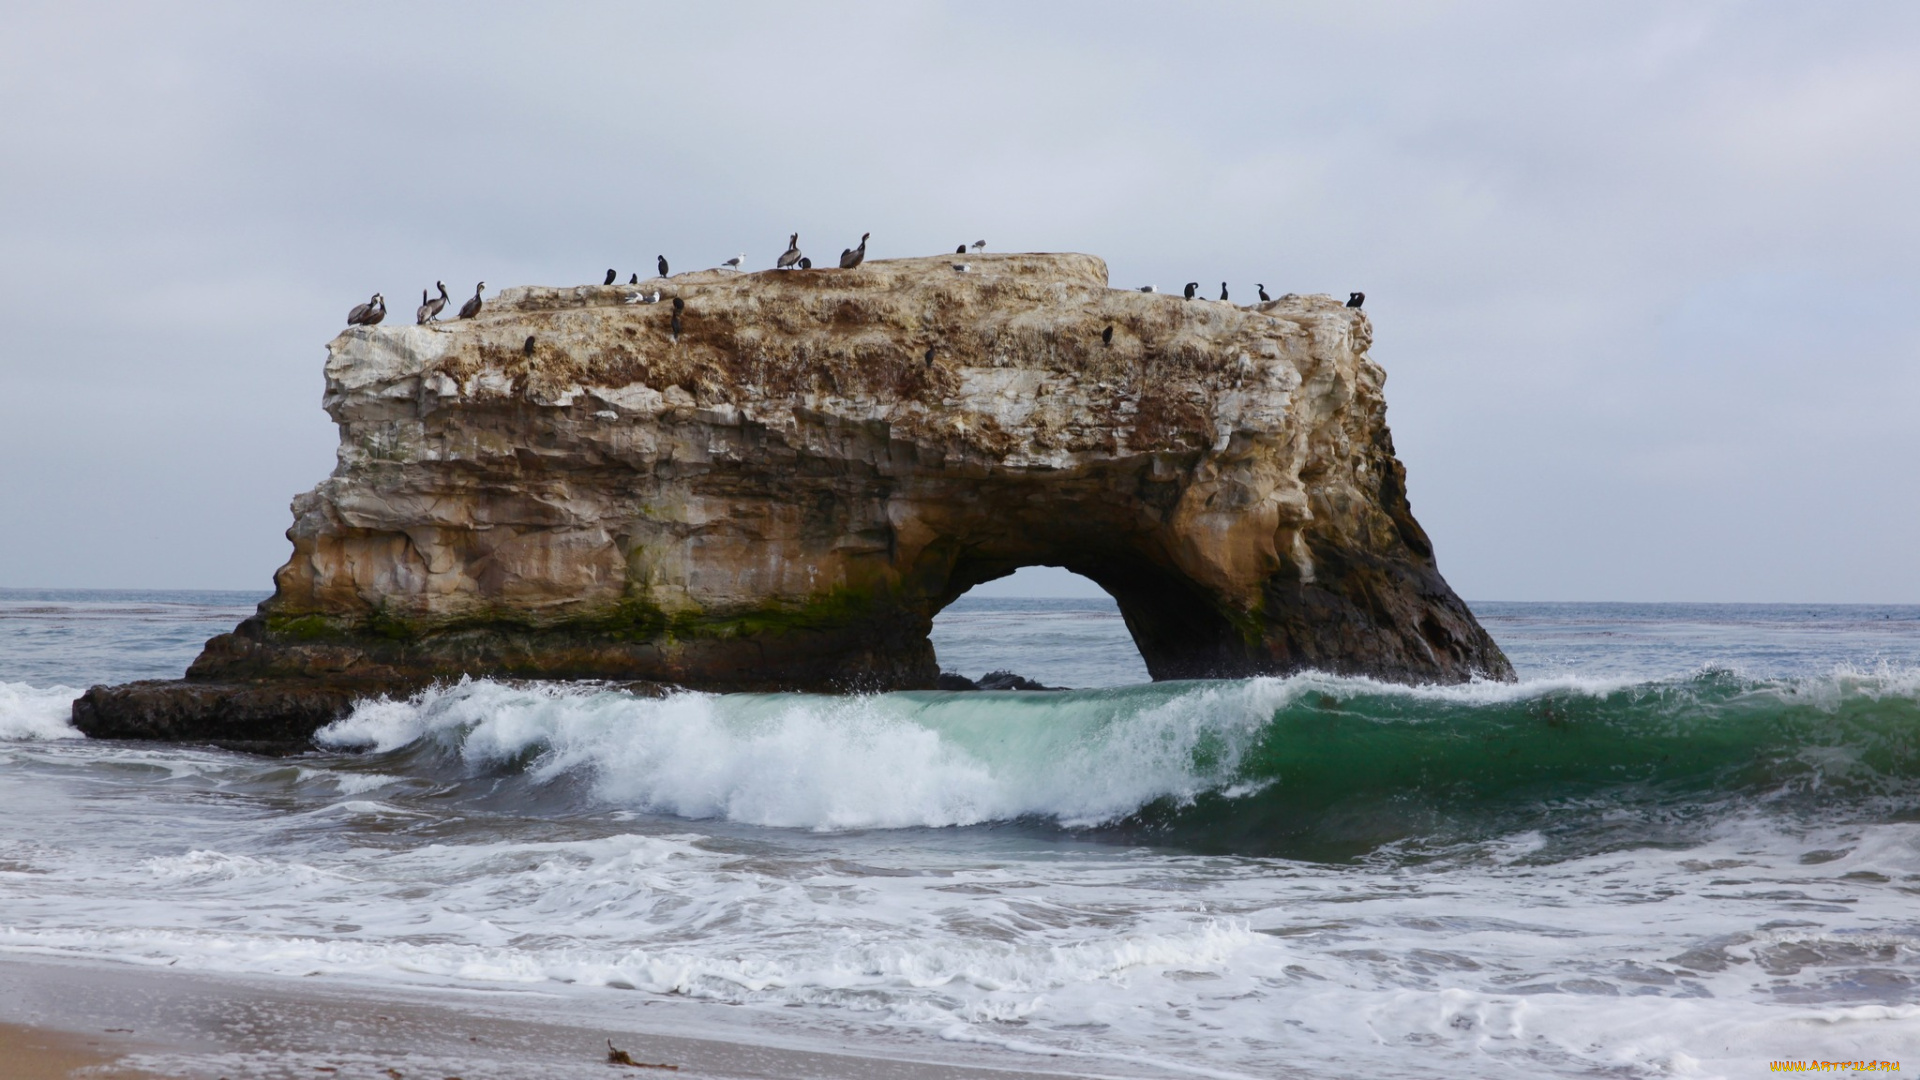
[929,567,1150,690]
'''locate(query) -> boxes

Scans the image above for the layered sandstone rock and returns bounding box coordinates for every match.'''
[82,252,1509,742]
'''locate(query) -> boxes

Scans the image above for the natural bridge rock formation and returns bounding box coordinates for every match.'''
[78,252,1510,744]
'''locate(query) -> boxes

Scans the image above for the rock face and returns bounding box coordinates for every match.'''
[90,252,1509,738]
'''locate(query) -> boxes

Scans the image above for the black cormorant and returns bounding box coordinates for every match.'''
[1102,325,1113,346]
[798,257,812,269]
[1219,282,1229,301]
[604,269,617,285]
[523,335,535,357]
[657,255,669,277]
[1257,284,1270,302]
[1347,292,1365,309]
[1184,282,1198,300]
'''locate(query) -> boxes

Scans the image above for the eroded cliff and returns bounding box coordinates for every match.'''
[82,252,1509,741]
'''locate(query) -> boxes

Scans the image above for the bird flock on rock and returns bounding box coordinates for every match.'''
[345,231,1366,328]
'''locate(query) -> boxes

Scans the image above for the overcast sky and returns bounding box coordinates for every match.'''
[1,2,1915,602]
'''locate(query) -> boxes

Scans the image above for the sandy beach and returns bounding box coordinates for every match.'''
[0,955,1149,1080]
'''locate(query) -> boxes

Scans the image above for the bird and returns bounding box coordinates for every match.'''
[604,269,617,286]
[924,346,936,366]
[839,232,869,269]
[625,289,661,305]
[798,257,812,269]
[670,312,682,340]
[630,273,639,285]
[1347,292,1365,309]
[1102,325,1113,346]
[1184,282,1199,300]
[416,281,449,324]
[952,263,971,272]
[971,240,985,251]
[657,255,669,277]
[523,335,535,357]
[458,282,485,319]
[777,233,803,269]
[955,244,967,254]
[722,253,745,271]
[1137,285,1155,293]
[671,296,685,314]
[346,293,385,326]
[1258,284,1271,302]
[1219,282,1229,302]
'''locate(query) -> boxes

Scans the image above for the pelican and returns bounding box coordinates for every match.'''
[1257,284,1271,302]
[777,233,803,269]
[1347,292,1365,309]
[657,255,669,277]
[416,281,449,324]
[346,293,385,326]
[838,232,869,269]
[722,253,745,271]
[1184,282,1198,300]
[458,282,485,320]
[604,269,617,285]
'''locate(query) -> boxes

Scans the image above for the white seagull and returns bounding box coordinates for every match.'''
[721,253,745,271]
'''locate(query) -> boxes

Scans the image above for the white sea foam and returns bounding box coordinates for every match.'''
[0,681,82,740]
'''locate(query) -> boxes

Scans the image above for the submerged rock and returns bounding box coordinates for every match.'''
[78,252,1509,745]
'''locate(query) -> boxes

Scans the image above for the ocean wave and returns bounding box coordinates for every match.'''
[314,668,1920,849]
[0,681,82,741]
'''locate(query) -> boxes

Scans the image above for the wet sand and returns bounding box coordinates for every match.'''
[0,956,1154,1080]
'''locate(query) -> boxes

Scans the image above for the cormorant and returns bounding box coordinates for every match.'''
[1220,282,1229,302]
[777,233,803,269]
[722,253,744,271]
[523,335,535,357]
[838,232,869,269]
[1101,325,1113,346]
[604,269,617,285]
[670,312,682,340]
[630,273,639,285]
[971,240,985,251]
[416,281,449,324]
[1138,285,1155,293]
[1184,282,1198,300]
[1347,292,1365,309]
[955,244,967,254]
[346,293,385,326]
[924,347,935,366]
[657,255,669,277]
[458,282,485,320]
[1257,284,1270,302]
[798,257,812,269]
[671,296,685,314]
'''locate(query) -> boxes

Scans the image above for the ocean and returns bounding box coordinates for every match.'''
[2,589,1918,1078]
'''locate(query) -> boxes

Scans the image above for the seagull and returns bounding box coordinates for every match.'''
[839,232,869,269]
[1258,284,1271,302]
[657,255,669,277]
[952,263,970,272]
[1102,325,1113,346]
[346,293,384,326]
[722,253,745,271]
[777,233,803,269]
[604,269,617,285]
[970,240,985,251]
[625,289,662,305]
[1347,292,1365,309]
[458,282,485,319]
[1184,282,1199,300]
[416,281,449,324]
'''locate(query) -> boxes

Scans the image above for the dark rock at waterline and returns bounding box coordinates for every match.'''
[72,679,384,755]
[934,671,1065,691]
[935,672,982,691]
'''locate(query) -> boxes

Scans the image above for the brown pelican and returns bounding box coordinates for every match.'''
[416,281,449,324]
[1183,282,1198,300]
[777,233,803,269]
[1219,282,1229,302]
[657,255,669,277]
[1257,284,1270,302]
[838,232,869,269]
[1347,292,1365,309]
[458,282,485,320]
[1102,325,1113,346]
[347,293,385,326]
